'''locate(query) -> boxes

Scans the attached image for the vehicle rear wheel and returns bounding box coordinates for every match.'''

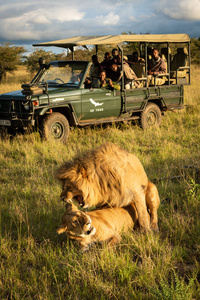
[40,112,70,143]
[140,103,162,129]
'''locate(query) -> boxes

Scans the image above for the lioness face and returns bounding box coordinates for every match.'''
[60,211,95,237]
[60,179,84,206]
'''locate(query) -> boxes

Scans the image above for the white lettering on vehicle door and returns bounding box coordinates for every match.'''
[89,98,104,112]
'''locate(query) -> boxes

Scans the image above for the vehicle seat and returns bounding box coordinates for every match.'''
[147,47,153,61]
[92,78,100,88]
[170,47,188,78]
[131,62,145,78]
[161,47,171,72]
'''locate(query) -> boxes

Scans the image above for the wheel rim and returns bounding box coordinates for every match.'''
[50,122,64,139]
[147,110,157,126]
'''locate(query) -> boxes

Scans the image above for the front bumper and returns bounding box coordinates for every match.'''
[0,98,35,128]
[0,117,35,128]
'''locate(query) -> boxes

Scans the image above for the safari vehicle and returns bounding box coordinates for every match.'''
[0,34,190,143]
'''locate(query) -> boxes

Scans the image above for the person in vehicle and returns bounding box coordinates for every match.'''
[101,52,112,78]
[89,55,102,78]
[109,63,123,84]
[131,51,145,64]
[148,49,166,75]
[147,48,166,86]
[110,49,121,65]
[99,70,120,90]
[84,55,102,87]
[123,56,139,88]
[110,60,139,89]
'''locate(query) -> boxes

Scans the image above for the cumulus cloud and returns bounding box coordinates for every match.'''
[97,12,120,25]
[0,0,199,45]
[0,2,86,41]
[160,0,200,21]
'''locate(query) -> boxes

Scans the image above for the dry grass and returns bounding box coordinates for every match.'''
[0,65,32,94]
[0,64,199,299]
[184,65,200,106]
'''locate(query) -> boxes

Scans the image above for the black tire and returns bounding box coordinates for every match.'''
[40,112,70,143]
[140,103,162,129]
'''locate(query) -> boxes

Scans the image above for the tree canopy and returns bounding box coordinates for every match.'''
[0,43,25,83]
[25,49,66,74]
[190,37,200,64]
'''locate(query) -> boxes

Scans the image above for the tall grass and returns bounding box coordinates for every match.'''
[0,65,32,94]
[0,65,199,299]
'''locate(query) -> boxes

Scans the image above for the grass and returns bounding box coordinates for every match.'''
[0,65,32,94]
[0,65,200,299]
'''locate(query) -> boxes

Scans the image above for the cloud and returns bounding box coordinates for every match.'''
[30,15,51,25]
[46,7,85,22]
[0,2,86,41]
[160,0,200,21]
[0,3,85,23]
[96,12,120,25]
[0,0,199,46]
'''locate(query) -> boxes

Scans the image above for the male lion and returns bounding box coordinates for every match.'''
[57,201,139,251]
[56,143,160,232]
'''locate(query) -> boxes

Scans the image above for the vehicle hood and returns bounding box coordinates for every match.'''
[0,87,77,100]
[0,90,24,98]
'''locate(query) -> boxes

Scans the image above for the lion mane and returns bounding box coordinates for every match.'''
[56,143,160,232]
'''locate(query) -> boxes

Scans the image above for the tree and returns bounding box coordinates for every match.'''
[26,49,66,74]
[191,37,200,64]
[0,42,25,83]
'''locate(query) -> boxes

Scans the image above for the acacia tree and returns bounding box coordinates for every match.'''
[0,42,25,83]
[26,49,66,74]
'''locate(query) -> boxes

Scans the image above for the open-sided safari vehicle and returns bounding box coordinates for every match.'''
[0,34,190,143]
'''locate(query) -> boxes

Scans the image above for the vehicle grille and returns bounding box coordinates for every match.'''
[0,100,11,113]
[0,99,33,113]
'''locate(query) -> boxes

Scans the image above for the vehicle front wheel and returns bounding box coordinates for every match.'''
[40,112,70,143]
[140,103,162,129]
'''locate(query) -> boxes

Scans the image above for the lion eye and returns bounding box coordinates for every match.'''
[73,220,78,225]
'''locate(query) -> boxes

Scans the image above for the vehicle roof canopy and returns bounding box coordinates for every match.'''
[33,34,190,49]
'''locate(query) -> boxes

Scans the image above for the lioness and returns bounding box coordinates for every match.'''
[57,201,139,251]
[56,143,160,232]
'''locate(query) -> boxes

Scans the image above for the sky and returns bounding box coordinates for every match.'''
[0,0,200,53]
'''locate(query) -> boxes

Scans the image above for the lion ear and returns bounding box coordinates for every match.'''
[78,165,88,178]
[57,225,68,234]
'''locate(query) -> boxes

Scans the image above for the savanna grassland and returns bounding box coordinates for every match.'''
[0,65,200,299]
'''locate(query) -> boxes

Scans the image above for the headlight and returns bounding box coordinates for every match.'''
[22,101,30,110]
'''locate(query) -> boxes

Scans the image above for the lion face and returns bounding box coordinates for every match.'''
[60,179,85,206]
[57,209,96,237]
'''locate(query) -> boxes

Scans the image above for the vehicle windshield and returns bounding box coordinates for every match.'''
[39,61,89,88]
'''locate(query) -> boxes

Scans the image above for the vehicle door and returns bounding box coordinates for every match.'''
[80,87,121,121]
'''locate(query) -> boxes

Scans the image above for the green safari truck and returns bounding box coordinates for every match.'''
[0,34,191,143]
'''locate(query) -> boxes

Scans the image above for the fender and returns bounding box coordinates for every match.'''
[34,103,79,126]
